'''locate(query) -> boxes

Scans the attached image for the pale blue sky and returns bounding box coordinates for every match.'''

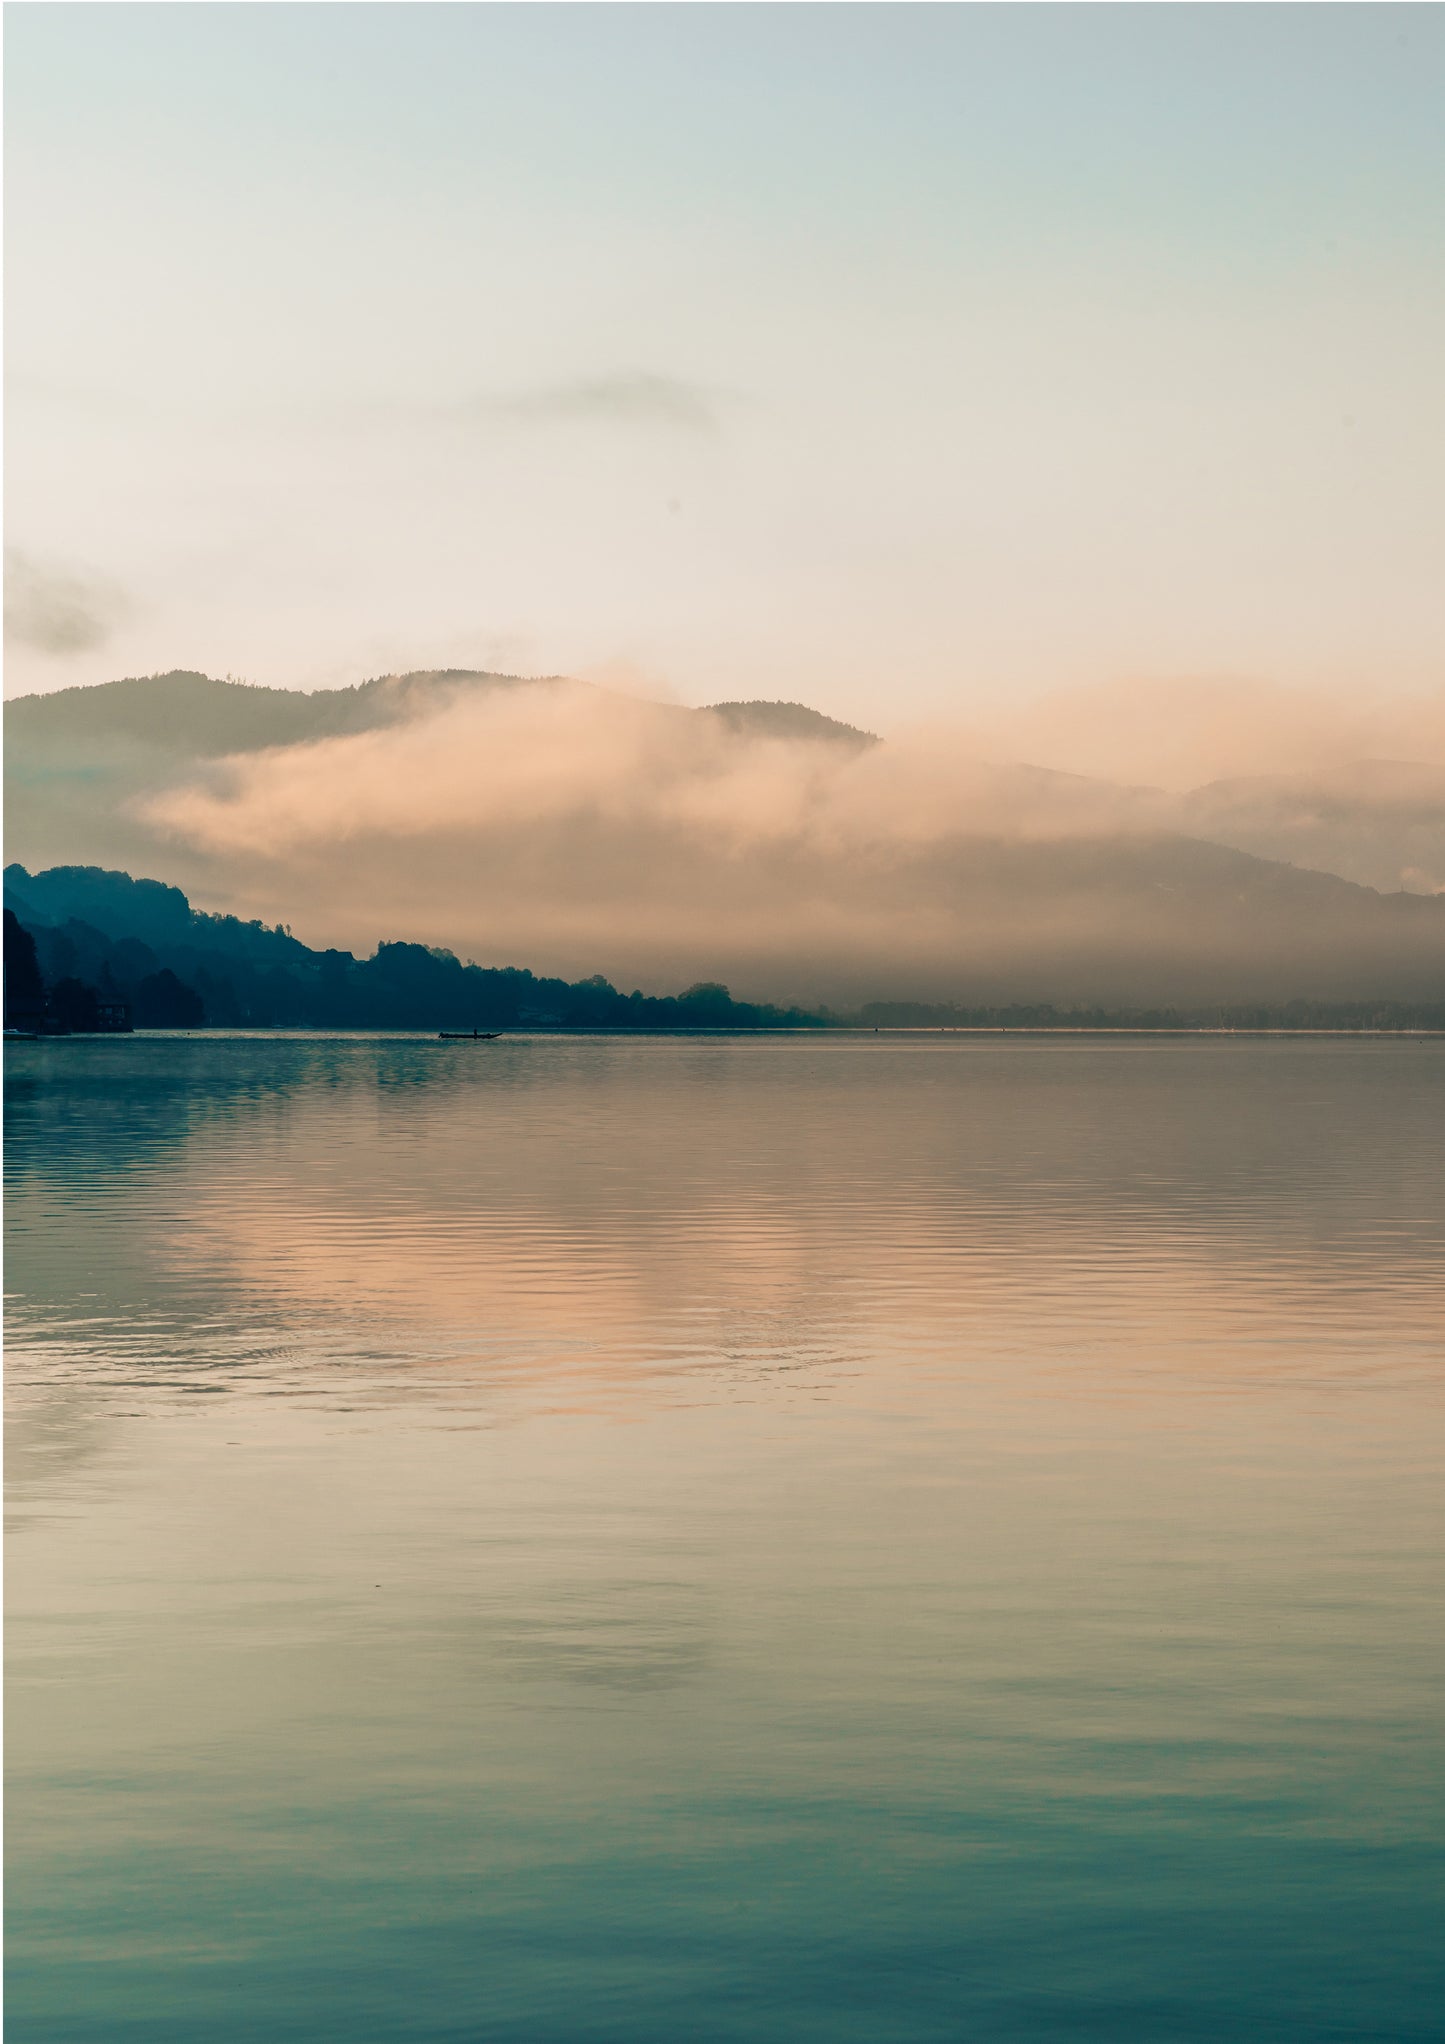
[6,3,1443,718]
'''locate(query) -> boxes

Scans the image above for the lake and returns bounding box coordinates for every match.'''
[6,1033,1444,2042]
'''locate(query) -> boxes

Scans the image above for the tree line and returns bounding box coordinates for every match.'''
[5,864,1442,1035]
[2,872,825,1033]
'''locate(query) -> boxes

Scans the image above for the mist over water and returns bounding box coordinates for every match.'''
[7,1033,1444,2042]
[39,672,1439,1005]
[7,669,1443,1005]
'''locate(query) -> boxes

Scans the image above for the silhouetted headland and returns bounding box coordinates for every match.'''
[6,863,1443,1036]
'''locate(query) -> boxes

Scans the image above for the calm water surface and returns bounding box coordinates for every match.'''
[6,1034,1444,2041]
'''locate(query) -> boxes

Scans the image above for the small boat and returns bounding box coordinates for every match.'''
[438,1029,501,1040]
[3,1027,39,1041]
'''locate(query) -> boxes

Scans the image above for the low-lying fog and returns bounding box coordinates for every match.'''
[9,673,1444,1005]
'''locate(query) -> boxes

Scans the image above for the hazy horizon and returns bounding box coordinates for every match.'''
[8,666,1444,1006]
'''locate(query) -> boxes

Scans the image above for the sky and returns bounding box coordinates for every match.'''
[5,3,1445,724]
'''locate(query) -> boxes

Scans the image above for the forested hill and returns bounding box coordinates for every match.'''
[3,863,824,1031]
[3,668,542,757]
[6,668,877,761]
[7,862,1444,1035]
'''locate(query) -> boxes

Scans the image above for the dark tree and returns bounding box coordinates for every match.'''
[676,982,734,1024]
[4,909,46,1026]
[49,976,101,1033]
[133,969,206,1029]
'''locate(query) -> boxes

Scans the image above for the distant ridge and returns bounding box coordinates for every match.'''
[6,670,879,761]
[703,700,878,748]
[3,667,544,758]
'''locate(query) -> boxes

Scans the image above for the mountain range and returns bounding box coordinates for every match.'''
[6,668,1443,1007]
